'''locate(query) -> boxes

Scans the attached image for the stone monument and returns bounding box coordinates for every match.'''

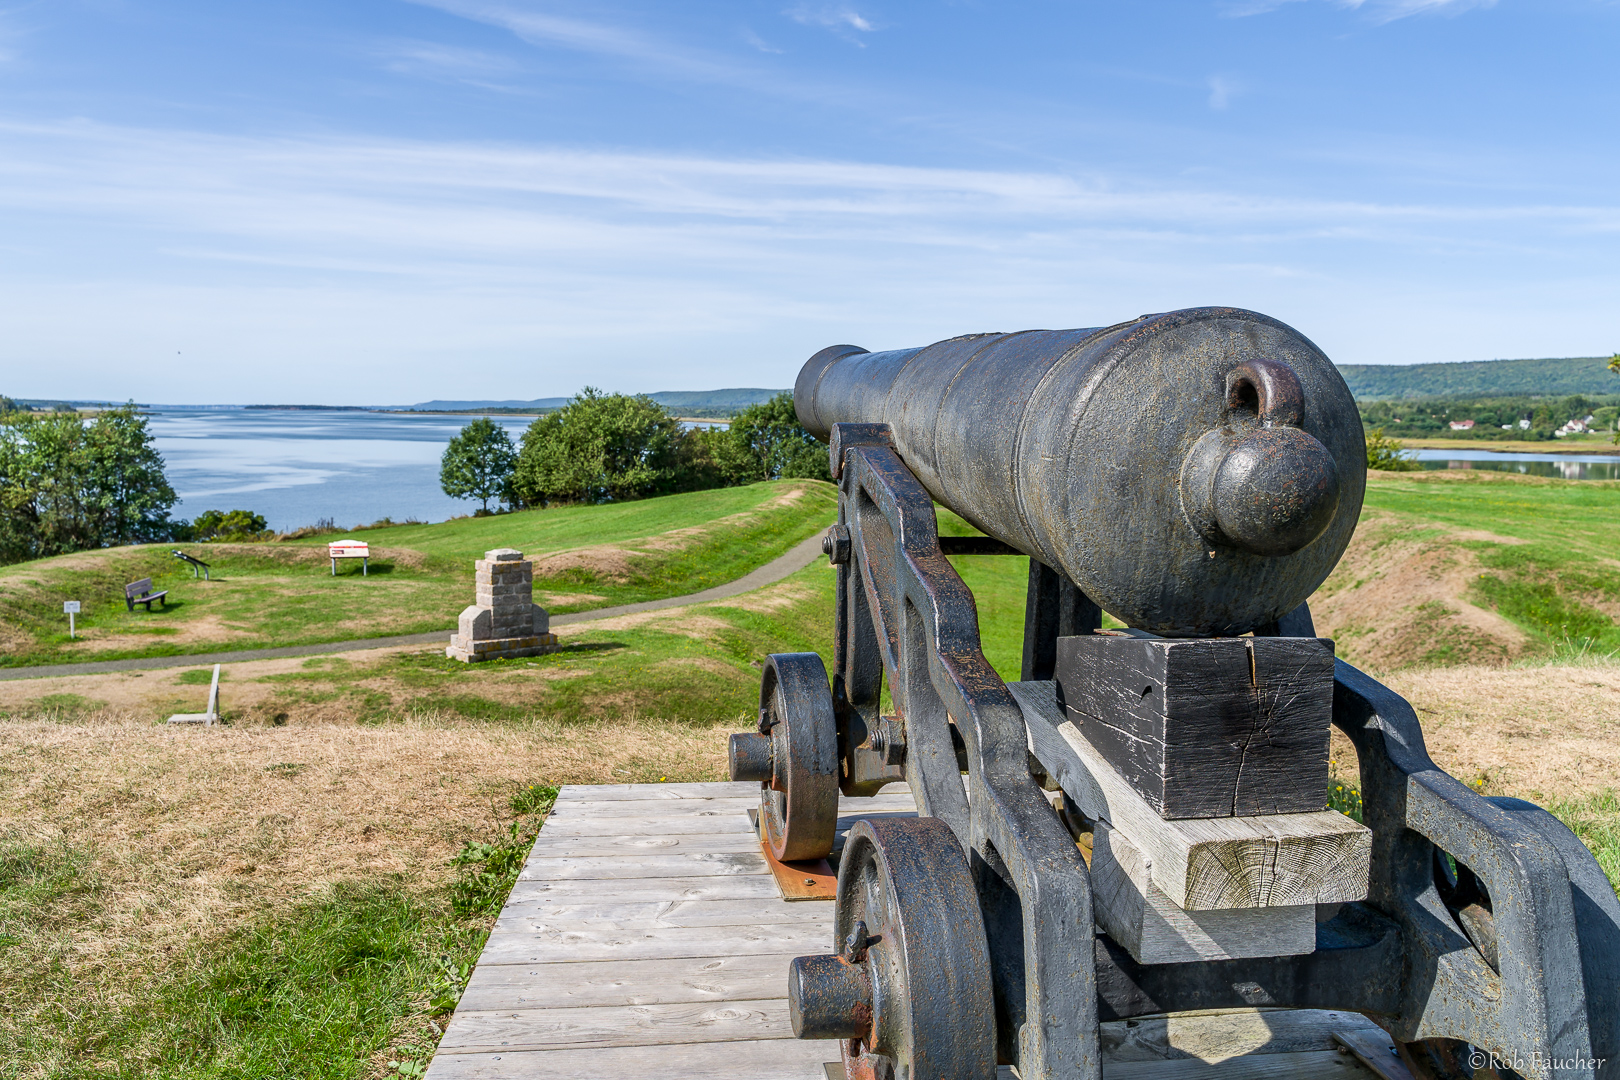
[446,548,559,662]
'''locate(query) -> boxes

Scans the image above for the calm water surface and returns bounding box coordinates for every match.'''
[150,410,536,532]
[1413,449,1620,481]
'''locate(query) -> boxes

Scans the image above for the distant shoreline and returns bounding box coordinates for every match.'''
[1404,436,1620,456]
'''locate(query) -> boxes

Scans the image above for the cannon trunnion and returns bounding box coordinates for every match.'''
[732,308,1618,1080]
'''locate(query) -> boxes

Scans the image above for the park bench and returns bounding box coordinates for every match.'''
[166,664,220,726]
[124,577,168,612]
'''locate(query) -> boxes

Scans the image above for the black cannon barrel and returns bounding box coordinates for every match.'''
[795,307,1366,636]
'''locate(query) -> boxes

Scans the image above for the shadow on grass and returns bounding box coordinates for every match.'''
[327,562,396,577]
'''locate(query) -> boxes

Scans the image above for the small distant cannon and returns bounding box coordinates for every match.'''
[732,309,1619,1079]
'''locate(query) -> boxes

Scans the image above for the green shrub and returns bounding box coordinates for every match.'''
[1365,428,1420,472]
[191,508,271,541]
[450,819,539,917]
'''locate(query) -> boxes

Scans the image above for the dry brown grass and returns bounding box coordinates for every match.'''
[1331,659,1620,803]
[1312,513,1530,670]
[566,610,733,639]
[0,710,734,980]
[66,612,260,653]
[719,581,817,614]
[529,545,639,582]
[0,647,416,715]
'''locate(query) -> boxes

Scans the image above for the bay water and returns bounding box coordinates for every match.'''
[151,410,537,533]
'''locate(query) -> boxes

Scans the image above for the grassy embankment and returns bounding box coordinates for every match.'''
[3,470,1619,1077]
[0,479,836,669]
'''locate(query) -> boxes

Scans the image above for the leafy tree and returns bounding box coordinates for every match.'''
[0,394,16,414]
[0,405,178,564]
[722,392,831,484]
[512,388,685,506]
[1609,355,1620,442]
[671,424,741,493]
[440,417,518,513]
[192,509,270,541]
[79,406,179,546]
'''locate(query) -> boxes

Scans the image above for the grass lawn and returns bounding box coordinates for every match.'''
[1316,471,1620,666]
[0,480,836,669]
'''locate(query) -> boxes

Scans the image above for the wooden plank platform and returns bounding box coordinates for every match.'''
[426,781,1386,1080]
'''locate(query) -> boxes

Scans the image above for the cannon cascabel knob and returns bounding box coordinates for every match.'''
[1179,356,1341,558]
[1211,425,1340,557]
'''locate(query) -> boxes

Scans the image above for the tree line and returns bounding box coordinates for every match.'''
[440,389,829,511]
[1358,393,1620,440]
[0,406,179,565]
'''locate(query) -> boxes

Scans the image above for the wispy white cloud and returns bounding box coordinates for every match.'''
[1207,75,1238,110]
[1,118,1610,270]
[1224,0,1496,22]
[0,117,1613,398]
[377,40,522,81]
[0,7,28,66]
[784,4,879,44]
[408,0,756,84]
[741,27,784,54]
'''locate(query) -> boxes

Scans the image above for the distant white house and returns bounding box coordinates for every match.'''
[1555,417,1592,437]
[1449,419,1475,431]
[1519,418,1532,429]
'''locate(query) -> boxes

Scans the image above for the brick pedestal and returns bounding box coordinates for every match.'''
[446,548,560,663]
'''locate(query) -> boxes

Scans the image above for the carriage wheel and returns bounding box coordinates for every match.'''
[733,652,839,862]
[788,817,996,1080]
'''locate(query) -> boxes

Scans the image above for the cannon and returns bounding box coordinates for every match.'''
[730,308,1620,1080]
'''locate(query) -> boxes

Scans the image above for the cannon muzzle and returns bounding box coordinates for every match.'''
[794,307,1365,636]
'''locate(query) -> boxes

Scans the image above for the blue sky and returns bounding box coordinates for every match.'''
[0,0,1615,404]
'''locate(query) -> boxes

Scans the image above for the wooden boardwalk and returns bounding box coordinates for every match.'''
[426,782,1387,1080]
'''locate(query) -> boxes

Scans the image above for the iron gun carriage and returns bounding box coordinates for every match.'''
[730,308,1620,1080]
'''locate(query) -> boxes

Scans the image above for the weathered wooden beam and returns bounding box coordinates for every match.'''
[1010,680,1370,911]
[1089,819,1316,965]
[1055,633,1335,819]
[1062,722,1369,910]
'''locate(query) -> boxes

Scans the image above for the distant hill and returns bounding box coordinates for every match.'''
[1338,356,1618,400]
[393,397,571,412]
[392,388,788,416]
[647,388,788,414]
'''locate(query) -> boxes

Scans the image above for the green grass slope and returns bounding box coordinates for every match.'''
[1316,471,1620,667]
[0,480,836,669]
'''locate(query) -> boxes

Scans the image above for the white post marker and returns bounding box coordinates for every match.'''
[63,600,80,639]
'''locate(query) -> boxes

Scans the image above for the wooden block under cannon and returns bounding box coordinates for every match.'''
[1055,633,1335,819]
[1058,718,1369,911]
[1088,819,1316,965]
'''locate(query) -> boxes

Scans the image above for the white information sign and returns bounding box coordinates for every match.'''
[63,601,81,614]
